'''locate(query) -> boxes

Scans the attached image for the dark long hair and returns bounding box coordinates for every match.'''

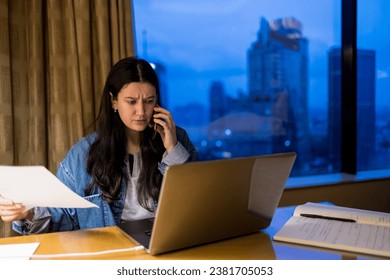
[86,57,165,211]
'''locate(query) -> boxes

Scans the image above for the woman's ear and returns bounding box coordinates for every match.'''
[110,92,117,110]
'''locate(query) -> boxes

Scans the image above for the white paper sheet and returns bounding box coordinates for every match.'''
[0,166,98,209]
[0,243,40,260]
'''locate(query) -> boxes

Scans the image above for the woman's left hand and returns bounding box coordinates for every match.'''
[152,106,177,152]
[0,195,31,222]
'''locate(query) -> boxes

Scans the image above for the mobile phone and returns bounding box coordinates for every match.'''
[152,105,161,139]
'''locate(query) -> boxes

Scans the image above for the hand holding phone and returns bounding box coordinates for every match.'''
[151,105,162,139]
[150,105,178,152]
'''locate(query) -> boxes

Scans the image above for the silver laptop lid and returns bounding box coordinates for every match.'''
[147,152,296,255]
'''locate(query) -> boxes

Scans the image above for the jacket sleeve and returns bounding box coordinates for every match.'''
[175,126,198,162]
[157,126,198,174]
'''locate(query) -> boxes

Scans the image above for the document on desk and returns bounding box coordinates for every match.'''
[0,166,98,209]
[273,202,390,258]
[0,243,39,260]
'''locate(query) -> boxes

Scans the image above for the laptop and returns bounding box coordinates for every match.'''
[118,152,296,255]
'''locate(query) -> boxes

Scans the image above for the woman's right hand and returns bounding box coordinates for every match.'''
[0,196,31,222]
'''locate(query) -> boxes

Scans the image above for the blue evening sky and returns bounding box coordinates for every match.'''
[133,0,389,112]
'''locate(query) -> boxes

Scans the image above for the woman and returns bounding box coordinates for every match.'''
[0,57,198,234]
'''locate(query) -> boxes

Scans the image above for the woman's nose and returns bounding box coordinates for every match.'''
[135,102,145,115]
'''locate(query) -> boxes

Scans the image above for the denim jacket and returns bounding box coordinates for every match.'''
[13,127,198,234]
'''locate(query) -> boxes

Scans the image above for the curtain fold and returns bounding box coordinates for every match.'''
[0,0,135,237]
[0,0,14,166]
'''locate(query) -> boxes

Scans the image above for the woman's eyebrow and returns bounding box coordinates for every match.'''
[123,95,155,99]
[123,95,156,100]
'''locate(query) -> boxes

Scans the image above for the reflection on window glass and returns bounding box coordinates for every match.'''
[133,0,341,176]
[358,0,390,171]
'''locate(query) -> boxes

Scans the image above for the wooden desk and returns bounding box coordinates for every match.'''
[0,207,386,260]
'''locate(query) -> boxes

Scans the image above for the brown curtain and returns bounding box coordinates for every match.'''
[0,0,136,237]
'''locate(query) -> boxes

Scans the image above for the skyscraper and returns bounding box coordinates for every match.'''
[247,17,310,174]
[209,81,228,122]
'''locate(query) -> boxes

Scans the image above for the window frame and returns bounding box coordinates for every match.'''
[341,0,357,174]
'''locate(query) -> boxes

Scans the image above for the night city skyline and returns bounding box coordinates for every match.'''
[134,0,390,175]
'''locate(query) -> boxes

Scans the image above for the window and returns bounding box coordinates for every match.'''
[133,1,345,177]
[357,0,390,172]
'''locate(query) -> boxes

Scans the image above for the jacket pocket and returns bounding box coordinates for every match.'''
[76,193,116,229]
